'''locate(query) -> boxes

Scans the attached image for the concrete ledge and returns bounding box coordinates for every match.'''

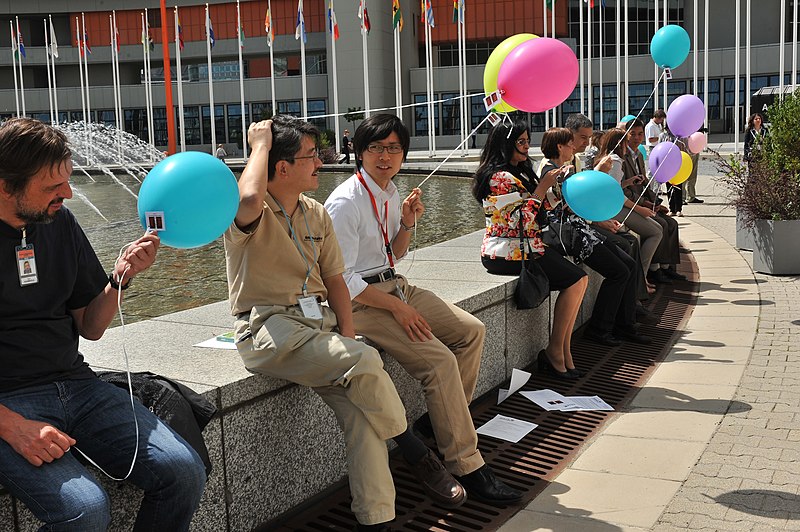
[1,230,602,531]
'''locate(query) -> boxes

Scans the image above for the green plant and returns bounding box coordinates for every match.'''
[343,107,365,132]
[716,90,800,225]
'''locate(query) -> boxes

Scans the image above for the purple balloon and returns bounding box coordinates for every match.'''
[649,141,682,183]
[667,95,706,137]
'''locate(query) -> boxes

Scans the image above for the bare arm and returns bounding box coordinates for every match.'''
[391,188,424,259]
[0,403,75,467]
[235,120,273,229]
[70,232,160,340]
[324,274,356,339]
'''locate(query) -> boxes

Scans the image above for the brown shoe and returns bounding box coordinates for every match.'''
[406,449,466,509]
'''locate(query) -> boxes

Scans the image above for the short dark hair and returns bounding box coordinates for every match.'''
[625,118,645,131]
[0,118,72,196]
[653,109,667,119]
[565,113,593,132]
[472,120,532,203]
[267,115,320,181]
[352,114,410,170]
[540,127,574,160]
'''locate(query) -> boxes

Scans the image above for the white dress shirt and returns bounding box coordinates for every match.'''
[324,169,404,299]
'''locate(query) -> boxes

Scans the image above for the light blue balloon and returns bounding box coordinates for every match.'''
[638,143,648,160]
[137,152,239,249]
[650,25,690,69]
[620,114,637,123]
[562,170,625,222]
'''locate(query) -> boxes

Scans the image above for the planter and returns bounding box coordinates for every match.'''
[735,210,755,251]
[752,219,800,275]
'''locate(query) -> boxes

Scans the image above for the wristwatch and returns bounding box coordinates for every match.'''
[400,220,416,231]
[108,272,132,290]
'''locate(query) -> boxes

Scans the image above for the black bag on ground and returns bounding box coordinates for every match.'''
[96,371,217,477]
[513,210,550,309]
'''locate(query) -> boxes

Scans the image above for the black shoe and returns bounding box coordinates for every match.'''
[635,307,660,325]
[412,414,438,451]
[567,367,587,378]
[455,465,522,506]
[613,327,653,345]
[536,350,578,380]
[661,268,687,281]
[647,269,672,285]
[406,449,466,509]
[688,198,704,203]
[583,328,623,347]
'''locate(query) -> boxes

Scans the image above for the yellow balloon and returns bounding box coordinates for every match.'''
[483,34,538,114]
[669,151,693,185]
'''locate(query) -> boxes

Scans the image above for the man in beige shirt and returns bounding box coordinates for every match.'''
[224,115,464,531]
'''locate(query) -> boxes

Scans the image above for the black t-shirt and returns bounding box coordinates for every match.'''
[0,207,107,392]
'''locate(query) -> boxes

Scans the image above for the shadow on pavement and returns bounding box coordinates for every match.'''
[710,490,800,519]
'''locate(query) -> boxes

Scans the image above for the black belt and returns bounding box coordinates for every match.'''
[362,268,396,284]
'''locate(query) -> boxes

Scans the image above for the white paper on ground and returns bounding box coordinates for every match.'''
[559,396,615,411]
[520,389,577,411]
[193,337,238,350]
[475,414,538,443]
[497,368,532,404]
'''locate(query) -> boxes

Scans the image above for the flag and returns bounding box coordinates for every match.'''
[358,0,371,35]
[265,8,274,46]
[10,32,18,60]
[423,0,435,27]
[295,0,306,43]
[141,26,154,51]
[114,22,120,53]
[83,32,92,55]
[546,0,554,9]
[177,15,184,50]
[208,13,216,48]
[452,0,463,23]
[16,25,25,59]
[238,24,245,49]
[49,22,59,58]
[393,0,404,31]
[328,1,340,40]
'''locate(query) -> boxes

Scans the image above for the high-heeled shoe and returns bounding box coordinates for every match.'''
[566,367,587,378]
[536,350,578,380]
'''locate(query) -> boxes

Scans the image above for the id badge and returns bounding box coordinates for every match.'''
[298,295,323,320]
[15,244,38,287]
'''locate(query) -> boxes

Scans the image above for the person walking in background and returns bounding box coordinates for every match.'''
[341,129,352,165]
[743,113,768,164]
[215,144,227,161]
[645,110,666,159]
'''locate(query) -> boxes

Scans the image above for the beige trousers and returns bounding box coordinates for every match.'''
[352,275,487,476]
[234,304,406,525]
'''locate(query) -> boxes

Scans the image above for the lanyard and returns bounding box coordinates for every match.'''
[274,199,318,296]
[21,227,27,247]
[356,171,394,268]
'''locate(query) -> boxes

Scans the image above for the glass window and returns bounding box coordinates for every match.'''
[31,112,51,123]
[98,110,117,127]
[592,85,618,130]
[70,110,94,123]
[252,102,273,121]
[124,109,148,141]
[227,103,250,149]
[153,107,168,146]
[693,79,721,120]
[724,77,745,107]
[278,101,302,117]
[665,80,686,108]
[441,92,460,136]
[470,95,491,134]
[414,94,439,136]
[308,100,327,131]
[201,105,226,145]
[627,83,652,120]
[177,106,201,145]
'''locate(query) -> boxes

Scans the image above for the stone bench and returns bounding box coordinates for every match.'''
[0,230,602,531]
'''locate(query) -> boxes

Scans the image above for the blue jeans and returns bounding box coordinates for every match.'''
[0,378,206,531]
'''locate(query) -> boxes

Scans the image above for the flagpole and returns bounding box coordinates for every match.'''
[579,0,584,115]
[142,12,154,153]
[457,0,465,152]
[735,0,741,150]
[427,21,435,154]
[109,15,119,133]
[587,1,592,125]
[794,0,799,92]
[330,0,342,153]
[745,0,750,120]
[599,4,603,129]
[81,13,91,123]
[779,0,785,100]
[693,0,698,98]
[113,11,123,156]
[15,17,26,116]
[50,15,59,123]
[145,10,156,152]
[704,0,708,130]
[461,6,467,152]
[653,0,658,112]
[206,3,216,154]
[551,1,556,125]
[267,0,277,116]
[175,7,186,152]
[237,0,248,159]
[615,1,620,124]
[300,0,309,119]
[360,0,370,118]
[662,0,667,109]
[542,0,549,130]
[394,21,401,117]
[76,16,86,123]
[624,0,629,114]
[10,22,19,118]
[45,19,55,124]
[160,0,177,155]
[425,18,432,155]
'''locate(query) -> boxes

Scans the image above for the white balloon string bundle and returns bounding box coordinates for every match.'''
[71,240,141,481]
[619,140,681,226]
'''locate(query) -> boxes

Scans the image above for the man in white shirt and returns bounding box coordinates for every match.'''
[644,109,667,180]
[324,114,522,505]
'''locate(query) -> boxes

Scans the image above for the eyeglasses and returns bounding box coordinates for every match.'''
[366,144,404,154]
[293,148,321,160]
[515,138,530,147]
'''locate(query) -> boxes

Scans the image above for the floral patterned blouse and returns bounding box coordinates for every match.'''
[480,170,552,261]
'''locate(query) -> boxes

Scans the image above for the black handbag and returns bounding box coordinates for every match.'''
[513,209,550,309]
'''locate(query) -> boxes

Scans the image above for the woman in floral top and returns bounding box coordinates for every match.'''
[472,121,588,380]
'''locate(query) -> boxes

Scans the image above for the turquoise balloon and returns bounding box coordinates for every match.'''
[137,152,239,249]
[620,114,636,123]
[650,25,690,69]
[638,143,648,160]
[562,170,625,222]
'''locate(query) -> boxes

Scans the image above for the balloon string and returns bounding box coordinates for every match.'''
[417,113,494,189]
[619,139,680,226]
[606,70,666,157]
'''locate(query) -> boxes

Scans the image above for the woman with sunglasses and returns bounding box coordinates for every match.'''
[472,121,588,379]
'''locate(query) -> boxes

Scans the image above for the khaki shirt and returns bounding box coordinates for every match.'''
[224,193,345,315]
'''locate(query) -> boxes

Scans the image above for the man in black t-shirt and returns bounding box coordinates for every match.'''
[0,118,206,530]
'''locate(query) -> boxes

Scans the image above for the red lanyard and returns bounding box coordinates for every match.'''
[356,171,394,268]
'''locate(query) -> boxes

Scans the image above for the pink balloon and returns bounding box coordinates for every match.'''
[649,141,683,183]
[496,38,579,113]
[667,95,705,137]
[688,132,707,154]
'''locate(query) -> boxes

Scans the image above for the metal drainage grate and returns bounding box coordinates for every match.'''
[267,252,699,531]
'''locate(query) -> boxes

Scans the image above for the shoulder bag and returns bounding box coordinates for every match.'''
[513,207,550,309]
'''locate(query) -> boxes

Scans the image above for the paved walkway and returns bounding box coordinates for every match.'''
[500,161,800,531]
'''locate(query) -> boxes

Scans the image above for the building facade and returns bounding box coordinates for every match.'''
[1,0,796,153]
